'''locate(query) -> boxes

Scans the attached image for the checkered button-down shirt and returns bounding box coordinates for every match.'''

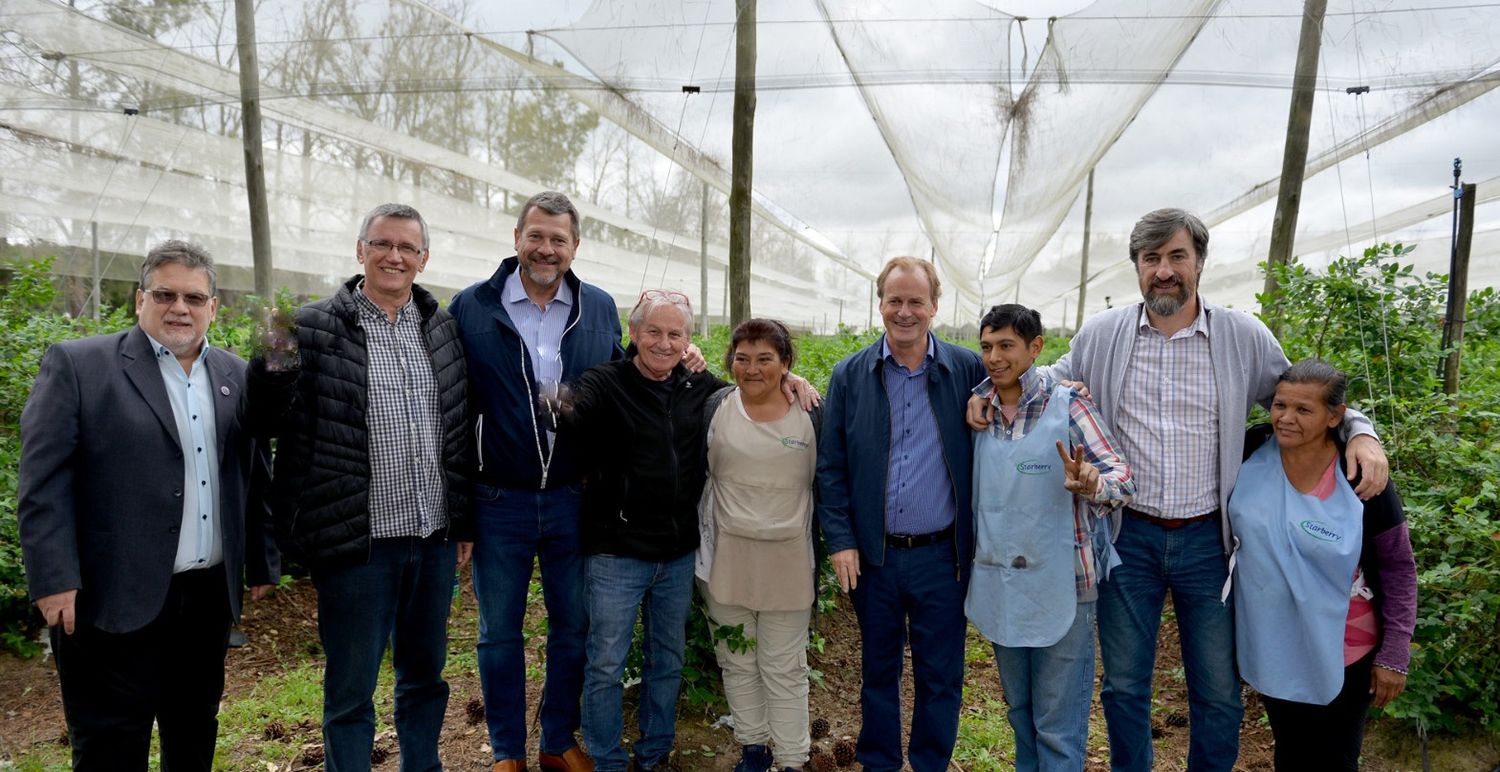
[354,283,447,539]
[975,366,1136,598]
[1114,304,1219,519]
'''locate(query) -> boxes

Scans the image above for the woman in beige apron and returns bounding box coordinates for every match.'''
[695,319,821,772]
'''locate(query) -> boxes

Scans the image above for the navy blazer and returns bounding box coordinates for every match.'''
[816,335,985,574]
[17,325,278,634]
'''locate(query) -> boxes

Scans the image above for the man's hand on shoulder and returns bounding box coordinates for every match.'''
[1346,434,1390,499]
[966,394,992,431]
[682,344,707,373]
[782,373,822,410]
[36,589,77,635]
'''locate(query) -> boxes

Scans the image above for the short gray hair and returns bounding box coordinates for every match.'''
[140,240,216,295]
[628,291,694,336]
[517,191,581,243]
[359,203,429,249]
[1128,208,1209,265]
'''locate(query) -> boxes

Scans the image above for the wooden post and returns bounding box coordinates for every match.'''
[728,0,757,326]
[1077,168,1094,331]
[1441,182,1475,396]
[1263,0,1327,317]
[234,0,274,300]
[699,180,709,335]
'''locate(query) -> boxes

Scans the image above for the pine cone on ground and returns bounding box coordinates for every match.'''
[465,697,486,725]
[807,748,832,772]
[832,740,856,768]
[810,717,830,740]
[263,720,287,741]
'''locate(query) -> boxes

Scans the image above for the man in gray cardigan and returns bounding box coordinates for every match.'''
[975,209,1388,771]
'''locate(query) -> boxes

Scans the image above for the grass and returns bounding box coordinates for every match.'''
[953,689,1016,771]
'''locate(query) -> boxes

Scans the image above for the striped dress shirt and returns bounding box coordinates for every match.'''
[881,334,958,536]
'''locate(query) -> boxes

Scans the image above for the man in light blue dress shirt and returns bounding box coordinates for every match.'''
[18,241,278,771]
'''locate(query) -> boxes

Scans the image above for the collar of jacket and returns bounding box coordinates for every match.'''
[332,273,440,324]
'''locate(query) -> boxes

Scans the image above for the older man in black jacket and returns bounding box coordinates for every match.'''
[247,203,471,772]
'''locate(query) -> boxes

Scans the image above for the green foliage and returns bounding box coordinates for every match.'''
[0,259,132,656]
[1263,243,1500,732]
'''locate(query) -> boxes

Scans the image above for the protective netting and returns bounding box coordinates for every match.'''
[0,0,869,328]
[1,0,1497,331]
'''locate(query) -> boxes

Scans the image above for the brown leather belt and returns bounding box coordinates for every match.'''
[1125,507,1219,530]
[886,524,955,549]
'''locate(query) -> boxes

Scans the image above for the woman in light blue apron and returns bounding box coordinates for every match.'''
[966,304,1136,772]
[1228,359,1417,771]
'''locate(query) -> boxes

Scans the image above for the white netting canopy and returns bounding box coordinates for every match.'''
[1,0,1496,330]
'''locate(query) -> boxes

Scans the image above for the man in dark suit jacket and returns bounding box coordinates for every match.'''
[17,240,279,772]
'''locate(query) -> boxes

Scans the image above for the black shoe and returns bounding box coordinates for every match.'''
[733,745,772,772]
[228,627,249,648]
[630,757,679,772]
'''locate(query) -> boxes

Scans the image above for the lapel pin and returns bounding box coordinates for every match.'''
[220,385,231,396]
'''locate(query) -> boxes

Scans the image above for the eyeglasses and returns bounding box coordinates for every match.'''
[639,289,690,303]
[143,288,212,308]
[362,239,425,259]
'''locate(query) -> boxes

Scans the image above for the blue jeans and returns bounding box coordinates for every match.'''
[1097,516,1241,772]
[311,535,456,772]
[992,601,1097,772]
[581,552,695,772]
[472,483,588,760]
[848,541,967,772]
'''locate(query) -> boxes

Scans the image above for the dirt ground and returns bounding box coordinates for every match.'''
[1,571,1492,771]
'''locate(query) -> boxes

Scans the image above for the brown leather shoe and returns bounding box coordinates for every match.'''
[493,760,528,772]
[539,747,595,772]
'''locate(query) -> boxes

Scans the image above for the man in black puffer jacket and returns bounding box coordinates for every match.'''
[247,203,471,772]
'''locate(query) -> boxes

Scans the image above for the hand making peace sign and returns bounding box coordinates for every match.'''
[1055,440,1099,498]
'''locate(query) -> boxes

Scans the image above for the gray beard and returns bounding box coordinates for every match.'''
[523,264,562,288]
[1144,287,1190,317]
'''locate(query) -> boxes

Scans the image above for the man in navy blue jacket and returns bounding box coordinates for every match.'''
[449,192,623,772]
[450,192,706,772]
[817,257,986,772]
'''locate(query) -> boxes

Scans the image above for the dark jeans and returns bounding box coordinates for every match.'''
[848,540,968,772]
[472,483,588,759]
[311,535,457,772]
[53,566,230,772]
[1261,654,1376,772]
[1098,515,1242,772]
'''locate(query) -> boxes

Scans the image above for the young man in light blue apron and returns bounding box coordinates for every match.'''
[966,304,1137,772]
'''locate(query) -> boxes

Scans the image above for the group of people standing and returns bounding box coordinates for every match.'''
[15,192,1416,772]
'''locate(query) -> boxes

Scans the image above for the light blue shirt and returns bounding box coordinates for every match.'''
[503,271,574,392]
[880,333,957,535]
[146,333,221,573]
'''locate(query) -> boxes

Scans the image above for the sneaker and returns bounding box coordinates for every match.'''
[733,744,773,772]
